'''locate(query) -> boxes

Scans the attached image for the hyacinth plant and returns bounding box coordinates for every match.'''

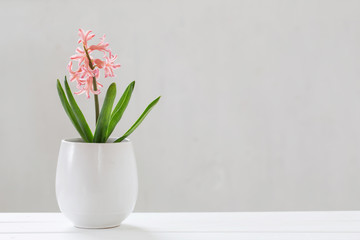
[57,29,160,143]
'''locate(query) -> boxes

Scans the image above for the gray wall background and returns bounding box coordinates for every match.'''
[1,0,360,212]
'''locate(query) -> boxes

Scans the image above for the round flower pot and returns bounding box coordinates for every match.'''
[56,138,138,229]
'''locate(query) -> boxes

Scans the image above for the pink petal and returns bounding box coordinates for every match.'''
[93,59,105,68]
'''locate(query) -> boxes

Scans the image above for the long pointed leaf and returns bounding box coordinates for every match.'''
[56,79,88,142]
[107,81,135,138]
[114,96,161,143]
[64,77,93,142]
[93,83,117,143]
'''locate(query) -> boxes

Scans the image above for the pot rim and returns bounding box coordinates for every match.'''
[61,138,131,144]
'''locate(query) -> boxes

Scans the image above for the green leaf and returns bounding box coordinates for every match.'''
[56,79,89,142]
[107,81,135,138]
[93,83,117,143]
[64,77,93,142]
[114,96,161,143]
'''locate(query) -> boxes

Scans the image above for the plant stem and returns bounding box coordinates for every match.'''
[92,77,100,123]
[84,45,100,124]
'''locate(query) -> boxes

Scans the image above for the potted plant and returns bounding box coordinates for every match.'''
[55,29,160,228]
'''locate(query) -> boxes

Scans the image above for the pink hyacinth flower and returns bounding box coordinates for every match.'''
[89,35,110,54]
[93,58,105,69]
[78,29,95,47]
[67,61,82,83]
[75,76,103,98]
[70,47,89,67]
[104,53,121,78]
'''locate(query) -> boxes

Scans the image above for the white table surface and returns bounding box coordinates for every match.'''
[0,212,360,239]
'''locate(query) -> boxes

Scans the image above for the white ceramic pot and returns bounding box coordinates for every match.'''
[56,138,138,229]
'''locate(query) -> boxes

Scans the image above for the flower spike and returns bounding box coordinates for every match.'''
[68,29,120,98]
